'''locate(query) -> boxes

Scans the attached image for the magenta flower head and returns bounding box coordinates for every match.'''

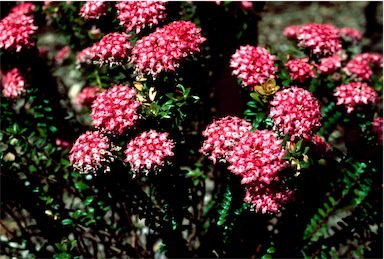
[124,130,175,176]
[334,82,379,113]
[199,116,252,164]
[296,23,342,57]
[244,182,295,214]
[269,86,322,140]
[76,47,93,67]
[230,45,277,89]
[91,84,141,134]
[317,55,342,74]
[11,2,36,15]
[286,58,316,83]
[0,12,38,52]
[131,20,206,78]
[116,1,167,34]
[354,53,383,68]
[344,58,373,81]
[79,1,108,20]
[372,117,383,144]
[338,27,362,42]
[69,131,117,174]
[74,86,102,109]
[283,25,301,40]
[227,129,288,185]
[1,68,26,99]
[88,32,132,66]
[55,46,71,64]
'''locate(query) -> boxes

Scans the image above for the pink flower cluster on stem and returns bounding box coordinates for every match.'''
[55,46,71,64]
[79,1,108,20]
[317,56,342,74]
[74,86,102,109]
[1,68,26,99]
[11,2,35,15]
[286,58,316,83]
[334,82,379,113]
[69,131,116,174]
[91,84,141,134]
[269,86,322,140]
[131,20,206,78]
[116,1,167,34]
[338,27,362,42]
[344,58,373,81]
[230,45,277,89]
[354,53,383,68]
[124,130,175,175]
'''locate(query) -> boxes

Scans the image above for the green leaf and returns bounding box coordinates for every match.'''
[74,181,89,191]
[61,218,74,226]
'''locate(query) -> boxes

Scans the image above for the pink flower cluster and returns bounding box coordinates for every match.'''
[55,46,71,64]
[296,23,342,56]
[283,25,300,39]
[11,2,35,15]
[1,68,26,99]
[244,182,295,214]
[269,86,322,140]
[354,53,383,68]
[74,86,102,109]
[372,117,383,144]
[227,130,288,185]
[79,1,108,20]
[0,6,38,52]
[124,130,175,174]
[69,131,116,174]
[334,82,379,113]
[76,47,92,67]
[91,84,141,134]
[344,58,373,81]
[88,32,132,66]
[131,20,206,78]
[338,27,362,42]
[286,58,316,82]
[199,116,252,164]
[116,1,167,34]
[230,45,277,89]
[317,56,342,74]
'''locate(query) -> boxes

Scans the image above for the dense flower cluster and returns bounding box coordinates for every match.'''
[55,46,71,64]
[199,116,252,164]
[91,84,141,134]
[69,131,116,174]
[285,58,316,82]
[334,82,379,113]
[0,11,38,52]
[296,23,342,56]
[116,1,167,34]
[344,58,373,81]
[131,20,206,78]
[338,27,362,42]
[269,86,322,139]
[244,182,295,214]
[74,86,102,109]
[283,25,300,39]
[10,2,35,15]
[354,53,383,68]
[1,68,26,99]
[230,45,277,89]
[124,130,175,174]
[88,32,132,66]
[76,47,92,67]
[372,117,383,144]
[227,130,288,185]
[317,56,342,74]
[79,1,108,20]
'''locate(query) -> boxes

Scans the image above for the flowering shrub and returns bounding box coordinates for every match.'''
[1,2,382,259]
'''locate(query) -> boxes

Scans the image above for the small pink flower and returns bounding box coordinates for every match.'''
[227,130,288,185]
[116,1,167,34]
[1,68,26,99]
[230,45,277,89]
[372,117,383,144]
[338,27,362,42]
[91,84,141,134]
[124,130,175,174]
[244,182,295,214]
[317,56,342,74]
[74,86,102,109]
[296,23,342,57]
[240,1,253,11]
[56,138,72,149]
[55,46,71,64]
[76,47,93,67]
[11,2,36,15]
[131,20,206,78]
[344,58,373,81]
[199,116,252,164]
[283,25,301,40]
[88,32,132,66]
[286,58,316,82]
[79,1,108,20]
[0,13,38,52]
[269,86,322,140]
[69,131,116,174]
[334,82,379,113]
[354,53,383,68]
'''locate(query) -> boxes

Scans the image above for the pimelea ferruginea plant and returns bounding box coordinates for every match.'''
[1,2,382,259]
